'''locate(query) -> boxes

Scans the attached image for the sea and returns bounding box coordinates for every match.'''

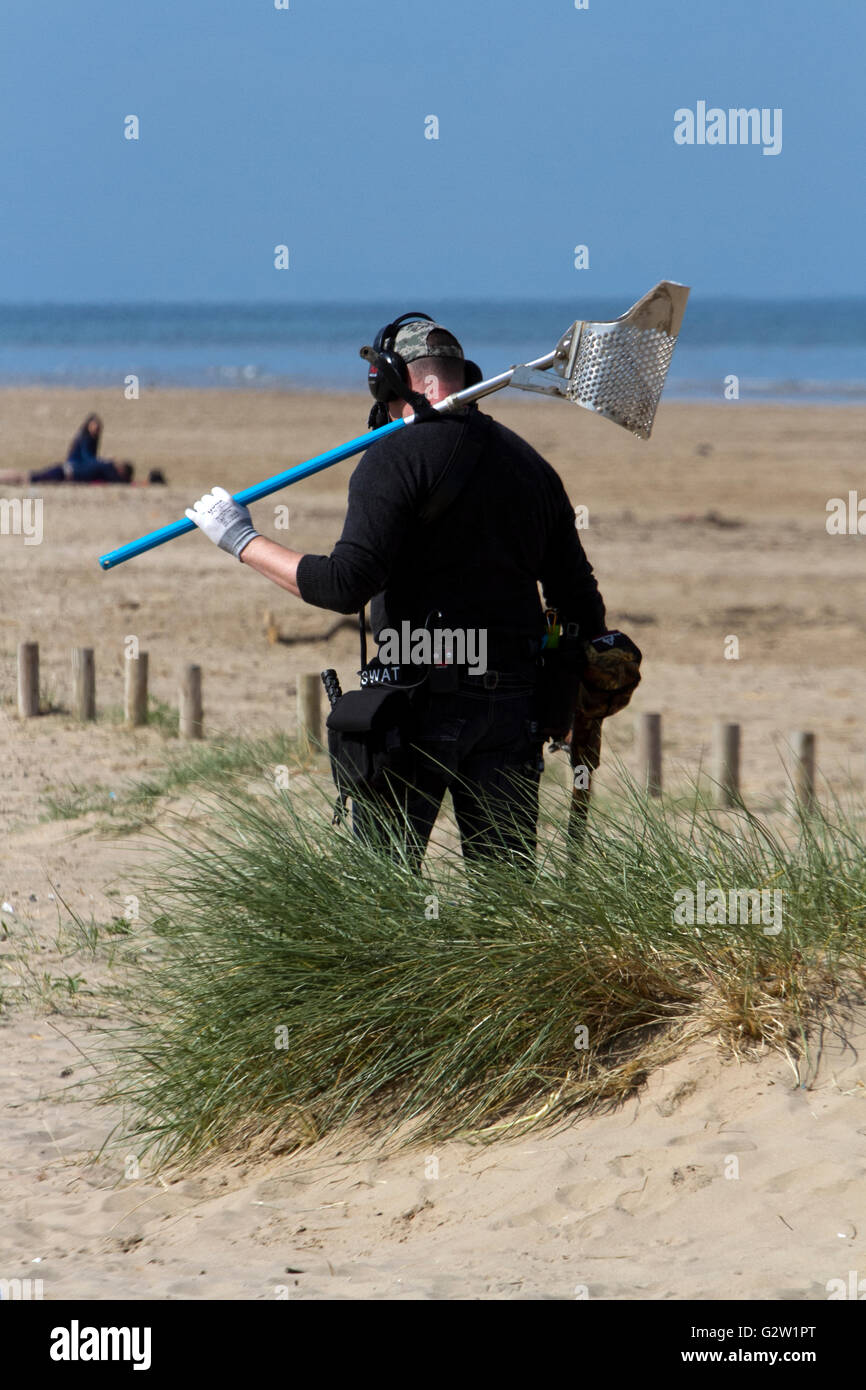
[0,299,864,403]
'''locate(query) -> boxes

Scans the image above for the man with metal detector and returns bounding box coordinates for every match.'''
[186,312,627,865]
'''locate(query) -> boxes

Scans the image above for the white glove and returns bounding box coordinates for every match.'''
[185,486,260,560]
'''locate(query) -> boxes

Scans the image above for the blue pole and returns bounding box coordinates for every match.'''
[97,416,408,571]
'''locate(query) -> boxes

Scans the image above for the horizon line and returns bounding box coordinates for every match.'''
[1,293,864,310]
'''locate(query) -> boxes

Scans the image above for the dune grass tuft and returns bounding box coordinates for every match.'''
[100,763,866,1165]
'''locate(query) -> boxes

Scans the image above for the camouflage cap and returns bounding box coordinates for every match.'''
[392,320,464,365]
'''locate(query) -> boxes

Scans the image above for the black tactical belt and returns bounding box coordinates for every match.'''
[459,667,538,690]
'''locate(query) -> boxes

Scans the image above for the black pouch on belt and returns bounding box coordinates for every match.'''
[326,682,416,800]
[534,627,586,740]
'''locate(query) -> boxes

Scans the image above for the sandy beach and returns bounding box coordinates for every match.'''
[2,388,866,1300]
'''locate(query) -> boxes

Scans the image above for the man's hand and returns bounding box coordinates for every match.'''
[185,486,260,560]
[185,487,306,596]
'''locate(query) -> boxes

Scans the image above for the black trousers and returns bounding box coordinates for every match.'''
[352,673,544,866]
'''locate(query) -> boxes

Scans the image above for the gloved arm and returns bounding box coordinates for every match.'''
[185,486,261,560]
[185,485,307,595]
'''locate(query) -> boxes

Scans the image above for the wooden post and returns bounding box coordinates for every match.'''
[297,673,321,751]
[263,608,280,645]
[124,650,148,727]
[788,731,815,812]
[71,647,96,722]
[712,721,741,807]
[179,664,203,740]
[568,715,602,848]
[637,712,662,797]
[17,642,40,717]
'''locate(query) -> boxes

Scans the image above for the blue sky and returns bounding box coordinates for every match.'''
[0,0,862,302]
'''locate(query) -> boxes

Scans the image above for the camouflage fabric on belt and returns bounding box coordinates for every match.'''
[575,630,642,720]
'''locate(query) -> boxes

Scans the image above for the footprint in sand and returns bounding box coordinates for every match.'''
[670,1164,714,1193]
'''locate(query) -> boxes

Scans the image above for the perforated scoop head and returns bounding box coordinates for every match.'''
[557,281,690,439]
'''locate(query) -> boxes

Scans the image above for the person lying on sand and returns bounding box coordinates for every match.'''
[0,408,168,487]
[0,460,135,485]
[0,413,170,486]
[0,412,135,485]
[0,464,167,486]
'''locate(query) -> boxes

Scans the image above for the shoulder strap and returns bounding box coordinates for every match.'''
[418,409,489,526]
[358,410,490,667]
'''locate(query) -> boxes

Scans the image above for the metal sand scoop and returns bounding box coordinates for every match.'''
[97,281,689,570]
[505,279,690,440]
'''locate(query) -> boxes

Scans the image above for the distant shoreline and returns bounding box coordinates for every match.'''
[1,299,864,403]
[0,380,864,405]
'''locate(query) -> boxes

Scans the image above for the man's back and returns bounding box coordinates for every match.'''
[296,407,605,656]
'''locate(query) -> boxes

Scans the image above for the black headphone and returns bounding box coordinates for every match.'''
[363,311,483,405]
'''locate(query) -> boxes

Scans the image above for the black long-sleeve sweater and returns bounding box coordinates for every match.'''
[296,407,606,661]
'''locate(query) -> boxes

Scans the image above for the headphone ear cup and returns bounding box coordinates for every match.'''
[368,350,409,403]
[367,362,388,402]
[463,360,483,389]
